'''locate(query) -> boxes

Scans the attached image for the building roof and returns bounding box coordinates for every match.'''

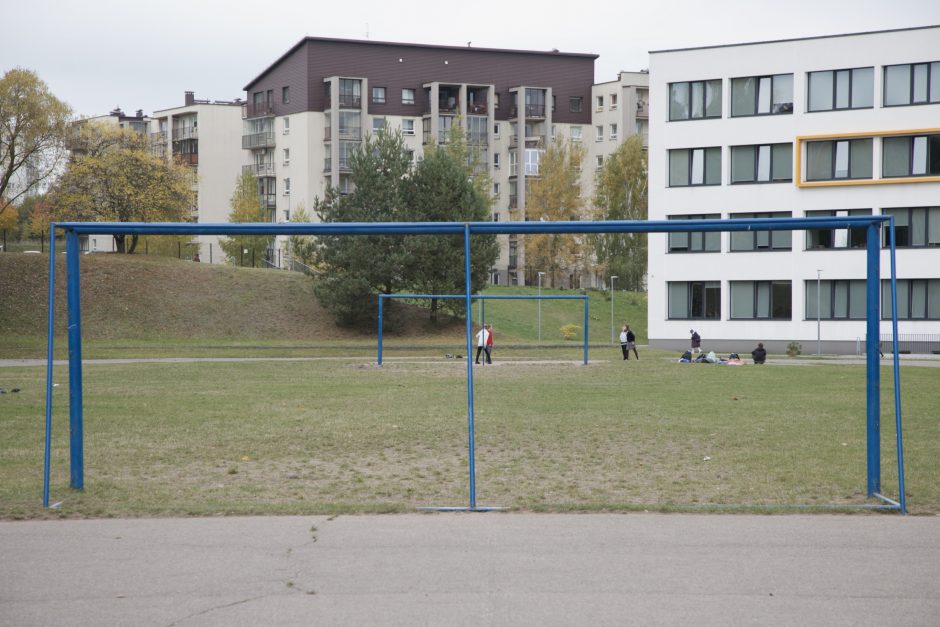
[244,36,599,91]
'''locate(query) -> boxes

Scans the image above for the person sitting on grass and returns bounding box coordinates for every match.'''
[751,343,767,365]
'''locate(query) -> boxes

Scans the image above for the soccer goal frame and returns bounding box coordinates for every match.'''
[42,217,906,513]
[376,293,590,365]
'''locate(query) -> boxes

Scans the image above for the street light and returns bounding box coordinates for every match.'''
[610,275,619,345]
[537,272,545,343]
[816,269,823,355]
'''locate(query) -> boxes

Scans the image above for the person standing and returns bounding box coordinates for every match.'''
[619,325,629,360]
[625,324,639,360]
[690,329,702,354]
[484,324,493,364]
[475,325,490,364]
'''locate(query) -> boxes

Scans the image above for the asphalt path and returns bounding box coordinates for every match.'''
[2,513,939,626]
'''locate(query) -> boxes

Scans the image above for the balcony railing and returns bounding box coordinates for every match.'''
[243,163,276,177]
[243,103,275,118]
[174,153,198,166]
[324,127,331,141]
[172,127,198,141]
[509,194,518,209]
[338,126,361,141]
[260,193,276,210]
[509,104,546,119]
[242,132,275,149]
[338,157,352,171]
[467,103,488,115]
[636,100,649,118]
[339,95,361,108]
[323,158,331,172]
[150,130,167,144]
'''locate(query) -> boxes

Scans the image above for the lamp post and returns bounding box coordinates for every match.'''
[537,272,545,343]
[816,269,822,355]
[610,275,619,344]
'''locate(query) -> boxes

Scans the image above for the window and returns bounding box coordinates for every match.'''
[805,209,870,249]
[569,96,583,113]
[807,67,873,111]
[372,87,386,104]
[338,79,361,107]
[494,93,500,110]
[884,62,940,106]
[668,281,721,320]
[609,124,618,140]
[805,280,866,320]
[283,148,290,165]
[282,117,290,135]
[669,79,722,120]
[401,119,415,136]
[493,153,500,169]
[731,281,792,319]
[283,178,291,195]
[596,155,604,169]
[596,95,604,111]
[493,183,500,198]
[730,143,792,183]
[570,126,582,142]
[372,117,386,134]
[402,88,416,105]
[882,279,940,319]
[282,86,290,104]
[524,149,541,175]
[731,74,793,116]
[882,206,940,248]
[729,212,792,251]
[405,149,415,167]
[667,214,721,253]
[668,147,721,186]
[806,138,872,181]
[595,125,603,141]
[610,93,618,110]
[883,134,940,178]
[493,123,500,138]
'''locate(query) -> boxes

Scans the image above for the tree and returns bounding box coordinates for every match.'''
[592,135,648,291]
[48,122,193,253]
[0,68,71,220]
[219,170,273,267]
[287,202,316,270]
[313,129,413,327]
[524,139,587,288]
[404,138,498,321]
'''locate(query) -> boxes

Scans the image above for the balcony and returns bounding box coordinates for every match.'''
[339,94,361,108]
[324,127,331,141]
[259,193,276,210]
[467,102,488,115]
[172,127,198,141]
[509,104,546,119]
[243,103,275,118]
[636,99,649,118]
[338,126,361,141]
[243,163,276,177]
[174,153,198,166]
[323,158,331,172]
[509,194,518,209]
[242,132,275,150]
[150,130,167,144]
[338,157,352,172]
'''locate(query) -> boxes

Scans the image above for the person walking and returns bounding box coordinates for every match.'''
[625,324,639,360]
[690,329,702,354]
[475,325,490,364]
[484,324,493,364]
[619,325,629,360]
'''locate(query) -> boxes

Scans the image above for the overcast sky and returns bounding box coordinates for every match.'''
[3,0,939,118]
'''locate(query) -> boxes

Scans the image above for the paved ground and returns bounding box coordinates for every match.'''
[2,513,939,626]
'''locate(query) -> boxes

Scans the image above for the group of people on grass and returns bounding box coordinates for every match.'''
[687,329,767,365]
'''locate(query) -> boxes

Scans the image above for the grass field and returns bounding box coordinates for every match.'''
[1,350,934,519]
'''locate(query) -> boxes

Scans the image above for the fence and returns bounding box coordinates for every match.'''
[878,334,940,355]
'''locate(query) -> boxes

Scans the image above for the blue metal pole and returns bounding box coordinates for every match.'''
[865,222,880,496]
[65,230,84,491]
[463,224,476,509]
[377,295,384,365]
[42,225,57,507]
[888,218,906,514]
[583,296,589,365]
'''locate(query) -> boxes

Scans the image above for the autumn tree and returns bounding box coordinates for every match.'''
[287,202,316,270]
[524,139,587,288]
[48,122,193,253]
[592,135,648,291]
[219,170,273,267]
[0,68,71,220]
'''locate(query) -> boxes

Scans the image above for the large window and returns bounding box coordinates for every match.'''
[402,88,416,105]
[882,134,940,178]
[807,67,873,111]
[667,214,721,253]
[668,80,722,120]
[729,212,792,251]
[569,97,583,113]
[882,279,940,320]
[731,281,792,320]
[884,62,940,106]
[882,207,940,248]
[805,209,870,249]
[668,147,721,186]
[731,74,793,116]
[730,143,792,183]
[668,281,721,320]
[338,79,361,107]
[806,138,872,181]
[805,280,866,320]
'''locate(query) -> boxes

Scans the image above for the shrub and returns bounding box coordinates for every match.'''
[786,341,802,357]
[559,324,581,340]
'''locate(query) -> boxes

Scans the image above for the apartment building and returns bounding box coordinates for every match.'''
[648,25,940,353]
[589,71,649,183]
[150,92,245,261]
[241,37,598,284]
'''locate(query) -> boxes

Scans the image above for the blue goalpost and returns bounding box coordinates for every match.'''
[376,293,590,365]
[42,216,907,513]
